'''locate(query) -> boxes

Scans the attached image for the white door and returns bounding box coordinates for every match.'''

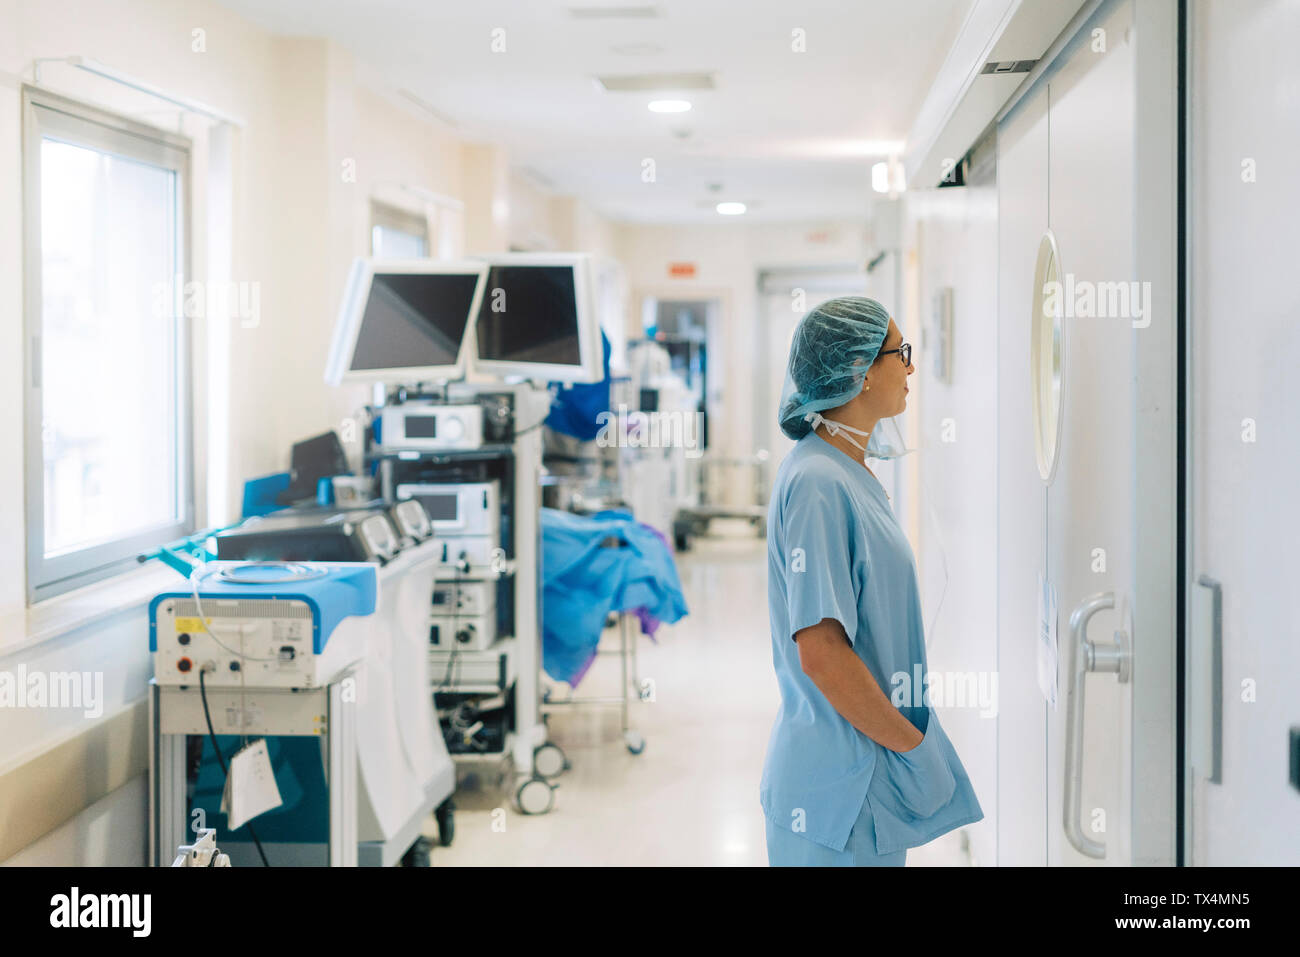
[1185,0,1300,866]
[996,0,1178,866]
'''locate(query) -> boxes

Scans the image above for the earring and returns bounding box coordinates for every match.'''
[865,379,870,391]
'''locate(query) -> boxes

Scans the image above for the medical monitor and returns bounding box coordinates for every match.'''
[325,258,488,385]
[467,253,602,384]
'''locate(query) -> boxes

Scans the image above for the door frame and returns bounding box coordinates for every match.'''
[1130,0,1182,869]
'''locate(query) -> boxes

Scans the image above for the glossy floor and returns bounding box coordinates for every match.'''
[423,531,970,866]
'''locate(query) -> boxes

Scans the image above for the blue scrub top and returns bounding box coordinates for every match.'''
[760,433,983,855]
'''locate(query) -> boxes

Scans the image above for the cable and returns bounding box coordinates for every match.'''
[436,645,461,692]
[199,668,270,867]
[187,562,311,662]
[512,416,550,438]
[188,568,282,663]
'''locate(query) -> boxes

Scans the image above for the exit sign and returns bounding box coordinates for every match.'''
[668,262,697,278]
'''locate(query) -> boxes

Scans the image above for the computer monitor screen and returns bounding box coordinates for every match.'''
[475,265,582,366]
[466,253,601,383]
[350,272,480,372]
[325,259,488,385]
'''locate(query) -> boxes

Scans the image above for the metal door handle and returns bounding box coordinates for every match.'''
[1063,591,1132,859]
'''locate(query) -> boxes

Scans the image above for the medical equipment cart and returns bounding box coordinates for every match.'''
[148,562,376,866]
[373,382,558,814]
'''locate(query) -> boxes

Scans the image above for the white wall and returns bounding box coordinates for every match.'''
[2,776,148,867]
[901,184,999,867]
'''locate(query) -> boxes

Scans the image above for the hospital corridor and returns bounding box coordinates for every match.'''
[0,0,1297,932]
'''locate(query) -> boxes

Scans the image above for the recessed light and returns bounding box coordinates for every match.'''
[648,99,691,113]
[716,202,746,215]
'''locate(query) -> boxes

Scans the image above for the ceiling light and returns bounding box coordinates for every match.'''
[716,202,746,215]
[872,159,905,194]
[649,99,691,113]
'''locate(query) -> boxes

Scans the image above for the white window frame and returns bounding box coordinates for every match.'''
[22,87,195,603]
[370,199,429,258]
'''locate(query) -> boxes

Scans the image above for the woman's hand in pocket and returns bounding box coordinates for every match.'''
[895,724,925,753]
[882,711,957,817]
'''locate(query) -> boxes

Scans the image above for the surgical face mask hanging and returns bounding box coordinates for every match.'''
[804,412,872,461]
[865,415,913,460]
[802,412,914,462]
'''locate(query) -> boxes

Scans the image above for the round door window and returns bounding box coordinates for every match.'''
[1031,231,1065,483]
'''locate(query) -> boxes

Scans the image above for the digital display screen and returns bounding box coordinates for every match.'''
[405,415,437,439]
[475,265,582,366]
[349,273,480,372]
[415,493,458,521]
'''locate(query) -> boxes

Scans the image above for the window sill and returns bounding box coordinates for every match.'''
[0,563,183,658]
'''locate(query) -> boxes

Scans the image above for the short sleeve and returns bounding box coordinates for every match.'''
[779,476,860,644]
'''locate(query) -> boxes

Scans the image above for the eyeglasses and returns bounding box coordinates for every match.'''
[877,342,912,367]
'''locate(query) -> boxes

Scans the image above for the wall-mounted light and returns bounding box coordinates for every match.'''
[716,202,746,215]
[872,157,906,195]
[648,99,692,113]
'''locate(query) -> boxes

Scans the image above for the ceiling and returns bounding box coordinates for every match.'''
[215,0,972,224]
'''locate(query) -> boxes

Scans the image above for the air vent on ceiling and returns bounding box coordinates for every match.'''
[981,59,1037,75]
[596,72,715,92]
[569,5,660,18]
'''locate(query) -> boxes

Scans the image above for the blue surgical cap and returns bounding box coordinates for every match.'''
[778,296,892,440]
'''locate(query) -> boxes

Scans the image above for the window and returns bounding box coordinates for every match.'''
[370,200,428,259]
[23,89,193,602]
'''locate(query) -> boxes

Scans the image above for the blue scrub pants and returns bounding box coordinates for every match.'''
[765,801,907,867]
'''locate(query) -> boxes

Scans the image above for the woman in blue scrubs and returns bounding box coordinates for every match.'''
[761,296,983,867]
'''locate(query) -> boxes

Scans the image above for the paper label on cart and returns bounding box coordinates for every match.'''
[224,704,263,730]
[1037,573,1059,710]
[175,618,211,633]
[220,739,283,831]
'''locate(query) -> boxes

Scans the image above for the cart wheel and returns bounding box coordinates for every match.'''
[516,776,555,815]
[533,743,567,779]
[624,730,646,755]
[435,799,455,847]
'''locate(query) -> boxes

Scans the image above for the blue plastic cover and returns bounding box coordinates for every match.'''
[540,507,688,685]
[148,562,377,653]
[241,472,292,519]
[545,331,612,441]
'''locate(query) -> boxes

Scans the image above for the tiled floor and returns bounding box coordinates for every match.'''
[424,531,971,866]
